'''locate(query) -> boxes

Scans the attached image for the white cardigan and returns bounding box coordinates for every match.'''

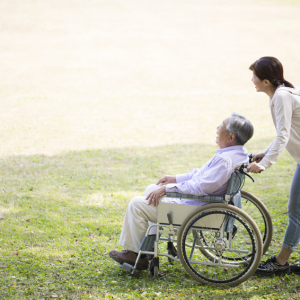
[260,86,300,169]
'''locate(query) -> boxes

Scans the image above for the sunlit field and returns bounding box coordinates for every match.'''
[1,0,300,299]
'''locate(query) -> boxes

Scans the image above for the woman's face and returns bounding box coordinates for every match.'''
[251,72,266,92]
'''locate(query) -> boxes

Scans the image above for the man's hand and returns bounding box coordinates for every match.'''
[251,152,265,163]
[146,186,166,207]
[156,175,176,186]
[247,163,265,174]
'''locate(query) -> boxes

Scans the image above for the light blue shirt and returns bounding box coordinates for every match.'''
[165,145,249,206]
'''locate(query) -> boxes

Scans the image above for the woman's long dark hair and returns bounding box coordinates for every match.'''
[249,56,294,88]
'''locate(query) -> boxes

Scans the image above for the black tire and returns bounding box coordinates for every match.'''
[150,257,159,279]
[177,204,263,286]
[241,190,273,255]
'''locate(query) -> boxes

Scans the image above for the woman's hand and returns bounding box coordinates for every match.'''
[146,186,166,207]
[247,163,265,174]
[251,152,265,163]
[156,175,176,186]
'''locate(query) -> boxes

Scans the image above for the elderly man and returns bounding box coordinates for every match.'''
[109,112,254,270]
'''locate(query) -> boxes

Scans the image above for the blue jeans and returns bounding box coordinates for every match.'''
[283,164,300,251]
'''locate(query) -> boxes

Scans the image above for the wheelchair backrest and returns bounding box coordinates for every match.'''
[225,170,245,197]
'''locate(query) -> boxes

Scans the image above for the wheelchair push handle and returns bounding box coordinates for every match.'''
[248,154,262,174]
[249,154,255,163]
[236,164,255,182]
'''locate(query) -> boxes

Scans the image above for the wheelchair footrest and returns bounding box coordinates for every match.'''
[118,263,140,274]
[140,234,156,251]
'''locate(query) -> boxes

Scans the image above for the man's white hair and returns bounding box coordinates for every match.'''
[226,112,254,145]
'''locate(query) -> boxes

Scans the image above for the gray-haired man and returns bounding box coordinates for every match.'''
[109,113,254,270]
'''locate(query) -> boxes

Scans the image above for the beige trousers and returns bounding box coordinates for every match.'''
[119,184,180,253]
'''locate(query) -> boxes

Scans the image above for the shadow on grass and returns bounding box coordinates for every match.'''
[1,141,298,299]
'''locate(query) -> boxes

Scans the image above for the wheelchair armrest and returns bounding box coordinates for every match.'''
[165,192,225,203]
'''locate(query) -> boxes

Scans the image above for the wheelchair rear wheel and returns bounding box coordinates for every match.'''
[241,190,273,255]
[195,190,273,263]
[177,204,262,286]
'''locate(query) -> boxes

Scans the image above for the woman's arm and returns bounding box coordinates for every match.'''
[263,142,273,156]
[259,91,293,169]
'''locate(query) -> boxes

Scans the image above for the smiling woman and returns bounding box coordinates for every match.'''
[250,57,294,94]
[247,56,300,276]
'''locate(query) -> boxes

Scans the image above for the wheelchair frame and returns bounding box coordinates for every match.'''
[119,164,272,286]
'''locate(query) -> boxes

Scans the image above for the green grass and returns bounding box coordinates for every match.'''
[1,144,300,299]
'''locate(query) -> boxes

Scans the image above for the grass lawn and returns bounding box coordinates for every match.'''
[1,0,300,299]
[1,145,300,299]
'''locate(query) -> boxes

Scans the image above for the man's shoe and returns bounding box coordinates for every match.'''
[255,256,290,276]
[109,249,149,270]
[290,264,300,275]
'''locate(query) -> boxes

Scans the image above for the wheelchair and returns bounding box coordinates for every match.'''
[119,160,273,286]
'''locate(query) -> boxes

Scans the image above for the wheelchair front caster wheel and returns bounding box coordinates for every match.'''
[167,241,178,264]
[150,257,159,279]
